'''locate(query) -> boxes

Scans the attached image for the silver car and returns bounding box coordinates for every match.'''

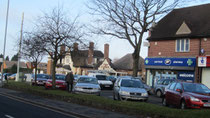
[73,76,101,96]
[113,77,148,101]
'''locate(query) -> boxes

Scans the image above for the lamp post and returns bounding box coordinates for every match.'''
[0,0,10,87]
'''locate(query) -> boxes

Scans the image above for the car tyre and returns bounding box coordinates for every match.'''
[162,97,168,107]
[180,100,187,109]
[156,90,162,97]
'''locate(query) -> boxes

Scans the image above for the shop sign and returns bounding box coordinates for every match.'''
[198,56,210,67]
[177,72,194,82]
[145,58,196,67]
[198,56,207,67]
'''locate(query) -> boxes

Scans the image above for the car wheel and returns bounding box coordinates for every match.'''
[162,97,168,107]
[156,90,162,97]
[180,100,187,109]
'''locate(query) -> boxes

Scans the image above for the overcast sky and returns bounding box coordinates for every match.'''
[0,0,210,62]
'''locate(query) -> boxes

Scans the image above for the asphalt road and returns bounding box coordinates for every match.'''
[101,90,163,105]
[0,94,76,118]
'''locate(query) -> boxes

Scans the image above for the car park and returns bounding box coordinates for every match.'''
[162,81,210,109]
[88,73,113,89]
[31,74,51,86]
[154,79,176,97]
[113,76,148,101]
[45,74,67,90]
[73,76,101,96]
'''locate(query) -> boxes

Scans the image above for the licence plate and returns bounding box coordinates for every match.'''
[105,85,110,87]
[204,103,210,107]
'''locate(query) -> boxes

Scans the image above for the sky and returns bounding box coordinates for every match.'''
[0,0,210,62]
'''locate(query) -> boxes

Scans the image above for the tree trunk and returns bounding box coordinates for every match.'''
[132,49,140,77]
[52,60,56,89]
[35,63,38,85]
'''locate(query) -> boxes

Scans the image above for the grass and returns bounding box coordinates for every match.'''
[4,81,210,118]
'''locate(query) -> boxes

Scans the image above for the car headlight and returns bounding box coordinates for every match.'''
[190,96,200,102]
[75,86,83,90]
[141,92,148,97]
[120,91,130,95]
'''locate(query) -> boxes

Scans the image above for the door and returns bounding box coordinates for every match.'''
[202,68,210,88]
[173,83,183,107]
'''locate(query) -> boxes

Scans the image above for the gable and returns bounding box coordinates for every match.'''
[176,21,191,35]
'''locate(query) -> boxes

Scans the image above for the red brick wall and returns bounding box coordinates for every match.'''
[148,38,210,57]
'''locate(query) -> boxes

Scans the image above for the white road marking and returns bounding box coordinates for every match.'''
[5,114,15,118]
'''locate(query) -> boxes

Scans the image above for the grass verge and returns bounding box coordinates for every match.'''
[3,81,210,118]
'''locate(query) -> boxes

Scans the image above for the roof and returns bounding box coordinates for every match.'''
[113,54,144,71]
[5,61,27,69]
[70,50,104,68]
[148,4,210,41]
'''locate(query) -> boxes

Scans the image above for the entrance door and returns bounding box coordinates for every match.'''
[202,68,210,88]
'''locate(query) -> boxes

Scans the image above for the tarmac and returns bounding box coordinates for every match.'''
[0,88,137,118]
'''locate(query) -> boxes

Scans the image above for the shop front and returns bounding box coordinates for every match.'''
[198,56,210,88]
[145,57,196,87]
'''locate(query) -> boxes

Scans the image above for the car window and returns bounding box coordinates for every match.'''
[78,77,98,84]
[183,83,210,94]
[169,82,176,90]
[163,79,171,85]
[96,75,107,80]
[120,79,143,88]
[174,83,182,90]
[157,80,164,85]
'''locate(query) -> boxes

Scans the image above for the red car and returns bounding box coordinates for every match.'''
[45,74,67,90]
[162,81,210,109]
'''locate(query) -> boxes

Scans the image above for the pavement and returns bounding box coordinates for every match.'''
[0,88,137,118]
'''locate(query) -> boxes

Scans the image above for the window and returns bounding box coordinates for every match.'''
[174,83,182,90]
[169,82,176,90]
[176,39,190,52]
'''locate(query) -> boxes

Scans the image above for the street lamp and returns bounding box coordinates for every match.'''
[0,0,10,87]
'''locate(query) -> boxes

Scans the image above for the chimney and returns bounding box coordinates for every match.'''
[88,42,94,64]
[73,43,79,51]
[104,43,110,63]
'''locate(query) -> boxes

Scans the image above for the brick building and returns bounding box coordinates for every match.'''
[145,4,210,88]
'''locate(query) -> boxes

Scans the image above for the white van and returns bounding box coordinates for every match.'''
[88,73,113,89]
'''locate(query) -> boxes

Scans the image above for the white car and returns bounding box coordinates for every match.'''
[88,73,113,89]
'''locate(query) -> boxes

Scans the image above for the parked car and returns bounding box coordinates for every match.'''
[45,74,67,90]
[162,81,210,109]
[113,77,148,101]
[88,73,113,89]
[134,77,151,94]
[73,76,101,96]
[8,73,16,80]
[31,74,51,86]
[73,74,81,83]
[154,79,176,97]
[107,76,117,84]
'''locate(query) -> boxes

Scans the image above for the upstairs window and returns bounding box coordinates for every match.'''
[176,39,190,52]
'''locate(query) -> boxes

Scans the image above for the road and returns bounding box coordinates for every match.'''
[0,94,77,118]
[101,90,162,105]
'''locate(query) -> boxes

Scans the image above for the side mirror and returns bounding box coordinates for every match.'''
[176,89,183,93]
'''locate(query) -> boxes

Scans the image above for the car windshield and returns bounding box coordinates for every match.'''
[96,75,107,80]
[183,83,210,94]
[55,75,65,80]
[36,74,50,79]
[78,77,98,84]
[121,79,143,88]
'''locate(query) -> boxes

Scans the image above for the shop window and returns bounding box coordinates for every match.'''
[176,39,190,52]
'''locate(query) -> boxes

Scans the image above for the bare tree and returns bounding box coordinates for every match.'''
[88,0,181,76]
[22,32,46,85]
[31,6,85,89]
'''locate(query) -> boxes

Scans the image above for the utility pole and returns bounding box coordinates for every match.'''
[0,0,10,87]
[16,13,24,82]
